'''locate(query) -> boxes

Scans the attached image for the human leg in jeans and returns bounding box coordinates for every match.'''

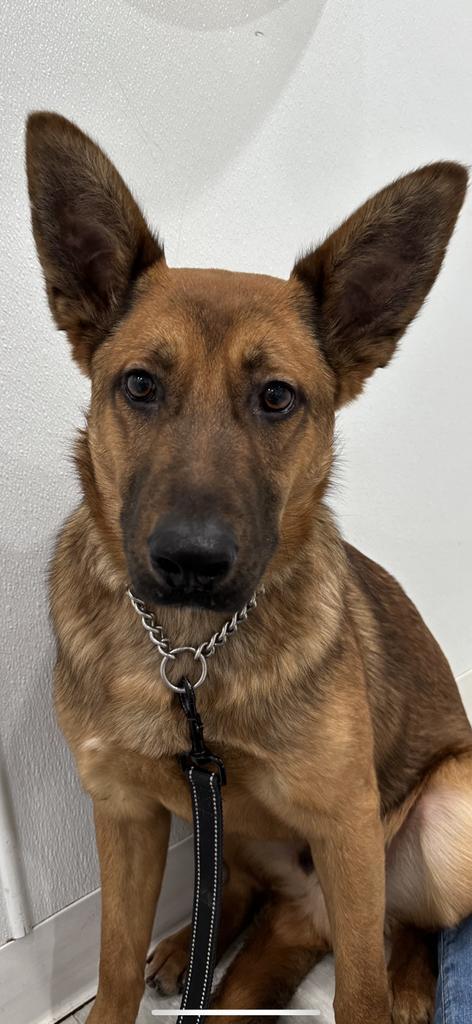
[435,915,472,1024]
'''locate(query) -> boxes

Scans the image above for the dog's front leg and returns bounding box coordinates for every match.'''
[310,797,390,1024]
[87,802,171,1024]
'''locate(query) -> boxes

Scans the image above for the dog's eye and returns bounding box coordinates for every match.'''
[260,381,296,415]
[123,370,157,403]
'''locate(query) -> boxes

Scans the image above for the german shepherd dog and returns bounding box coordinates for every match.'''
[26,112,471,1024]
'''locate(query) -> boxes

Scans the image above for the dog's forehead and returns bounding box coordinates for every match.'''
[146,265,298,338]
[107,262,316,372]
[163,265,289,309]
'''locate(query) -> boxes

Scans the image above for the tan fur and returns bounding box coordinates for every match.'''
[25,112,472,1024]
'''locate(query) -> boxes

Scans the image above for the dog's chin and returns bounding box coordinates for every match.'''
[155,591,246,613]
[129,572,259,616]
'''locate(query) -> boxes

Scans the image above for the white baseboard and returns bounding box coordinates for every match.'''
[0,835,193,1024]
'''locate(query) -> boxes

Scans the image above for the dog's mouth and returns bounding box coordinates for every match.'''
[129,569,258,615]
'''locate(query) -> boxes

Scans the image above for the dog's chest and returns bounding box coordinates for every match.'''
[60,649,323,838]
[76,731,294,841]
[84,655,289,762]
[72,668,296,840]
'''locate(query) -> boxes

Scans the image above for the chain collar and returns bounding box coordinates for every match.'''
[127,587,260,693]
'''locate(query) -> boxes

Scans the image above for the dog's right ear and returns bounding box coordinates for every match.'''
[26,112,163,373]
[292,162,468,407]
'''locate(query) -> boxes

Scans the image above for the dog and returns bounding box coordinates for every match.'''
[26,111,472,1024]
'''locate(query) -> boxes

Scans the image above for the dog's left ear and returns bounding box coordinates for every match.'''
[292,162,468,406]
[26,111,163,373]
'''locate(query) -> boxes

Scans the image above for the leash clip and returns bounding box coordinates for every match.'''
[179,677,226,784]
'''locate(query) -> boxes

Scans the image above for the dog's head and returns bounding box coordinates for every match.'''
[26,113,467,612]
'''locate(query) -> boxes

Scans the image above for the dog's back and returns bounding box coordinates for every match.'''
[345,543,472,812]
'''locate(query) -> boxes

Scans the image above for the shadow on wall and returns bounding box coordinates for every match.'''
[117,0,327,209]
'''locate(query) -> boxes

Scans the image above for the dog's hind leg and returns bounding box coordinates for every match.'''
[386,751,472,930]
[385,750,472,1023]
[210,890,331,1023]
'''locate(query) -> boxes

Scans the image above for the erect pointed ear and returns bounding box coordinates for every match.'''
[26,112,164,373]
[292,162,468,407]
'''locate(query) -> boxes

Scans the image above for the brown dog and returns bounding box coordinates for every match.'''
[26,112,472,1024]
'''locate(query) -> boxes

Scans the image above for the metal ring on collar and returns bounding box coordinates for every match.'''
[160,647,208,693]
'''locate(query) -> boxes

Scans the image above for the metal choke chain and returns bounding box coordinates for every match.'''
[127,587,259,693]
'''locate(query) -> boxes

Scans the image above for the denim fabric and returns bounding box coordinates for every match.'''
[435,916,472,1023]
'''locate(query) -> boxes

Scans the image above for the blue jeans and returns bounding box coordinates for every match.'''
[435,916,472,1023]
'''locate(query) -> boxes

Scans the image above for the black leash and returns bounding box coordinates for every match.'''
[126,588,260,1021]
[177,677,226,1024]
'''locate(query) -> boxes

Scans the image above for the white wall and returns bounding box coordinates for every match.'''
[1,0,471,946]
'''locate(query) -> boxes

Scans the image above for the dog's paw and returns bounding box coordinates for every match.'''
[145,933,189,997]
[389,925,437,1024]
[391,983,435,1023]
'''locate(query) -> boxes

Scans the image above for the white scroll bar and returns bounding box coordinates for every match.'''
[152,1011,320,1016]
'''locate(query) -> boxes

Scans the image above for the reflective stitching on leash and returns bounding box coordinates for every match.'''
[199,773,218,1010]
[178,768,200,1023]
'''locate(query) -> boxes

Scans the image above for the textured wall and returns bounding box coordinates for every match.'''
[0,894,6,948]
[1,0,471,944]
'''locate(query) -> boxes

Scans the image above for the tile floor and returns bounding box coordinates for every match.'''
[61,951,335,1023]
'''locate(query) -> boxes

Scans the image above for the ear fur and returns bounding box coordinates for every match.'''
[26,111,163,372]
[292,162,468,406]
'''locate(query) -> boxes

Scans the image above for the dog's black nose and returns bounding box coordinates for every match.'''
[149,517,237,593]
